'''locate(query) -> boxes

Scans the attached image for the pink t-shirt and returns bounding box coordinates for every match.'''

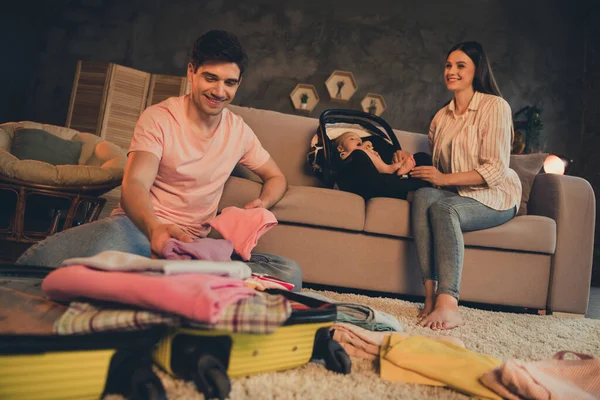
[113,96,270,237]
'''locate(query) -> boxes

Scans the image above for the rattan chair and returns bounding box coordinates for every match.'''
[0,121,126,252]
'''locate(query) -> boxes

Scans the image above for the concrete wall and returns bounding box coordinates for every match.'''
[579,5,600,286]
[3,0,588,161]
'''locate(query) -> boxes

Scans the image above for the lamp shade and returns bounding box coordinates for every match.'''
[543,155,567,175]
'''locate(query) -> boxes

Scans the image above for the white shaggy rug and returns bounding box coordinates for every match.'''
[111,289,600,400]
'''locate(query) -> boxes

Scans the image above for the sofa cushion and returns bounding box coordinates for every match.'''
[0,128,10,151]
[219,176,365,231]
[462,215,556,253]
[363,197,556,254]
[11,128,83,166]
[510,153,548,216]
[364,197,412,238]
[272,185,365,231]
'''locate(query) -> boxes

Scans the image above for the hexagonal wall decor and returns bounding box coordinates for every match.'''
[361,93,387,116]
[325,70,358,102]
[290,84,319,113]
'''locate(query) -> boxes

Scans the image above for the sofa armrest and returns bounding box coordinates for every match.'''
[528,173,596,314]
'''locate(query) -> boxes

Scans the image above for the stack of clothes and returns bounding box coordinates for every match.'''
[43,249,293,336]
[43,206,293,335]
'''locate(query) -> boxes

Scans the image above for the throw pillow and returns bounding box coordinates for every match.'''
[10,128,83,166]
[509,153,548,216]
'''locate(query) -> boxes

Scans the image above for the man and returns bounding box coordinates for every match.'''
[16,30,302,290]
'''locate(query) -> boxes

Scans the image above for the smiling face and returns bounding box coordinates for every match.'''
[336,132,363,153]
[187,61,242,117]
[444,50,476,93]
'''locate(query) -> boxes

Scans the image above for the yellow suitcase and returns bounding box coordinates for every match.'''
[153,289,351,400]
[0,328,167,400]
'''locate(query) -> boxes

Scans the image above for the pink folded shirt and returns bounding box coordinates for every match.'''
[42,265,256,323]
[162,238,233,261]
[208,206,277,261]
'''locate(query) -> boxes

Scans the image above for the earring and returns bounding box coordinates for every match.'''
[339,151,346,158]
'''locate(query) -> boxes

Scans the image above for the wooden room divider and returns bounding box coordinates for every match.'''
[66,60,191,219]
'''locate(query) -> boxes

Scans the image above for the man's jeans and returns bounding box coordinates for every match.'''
[411,187,516,299]
[16,215,303,291]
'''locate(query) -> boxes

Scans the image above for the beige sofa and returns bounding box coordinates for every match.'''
[216,105,596,315]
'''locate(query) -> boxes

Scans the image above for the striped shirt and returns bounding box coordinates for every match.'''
[429,91,522,211]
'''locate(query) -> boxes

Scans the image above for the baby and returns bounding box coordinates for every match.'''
[335,131,415,176]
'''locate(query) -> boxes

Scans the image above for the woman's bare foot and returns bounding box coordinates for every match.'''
[418,293,463,330]
[417,280,437,321]
[418,295,435,321]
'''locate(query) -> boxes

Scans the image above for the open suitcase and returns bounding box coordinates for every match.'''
[153,289,352,400]
[0,328,168,400]
[0,264,167,400]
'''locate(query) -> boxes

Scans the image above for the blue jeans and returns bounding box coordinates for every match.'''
[411,187,516,299]
[16,215,303,291]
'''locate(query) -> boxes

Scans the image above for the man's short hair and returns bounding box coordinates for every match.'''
[190,30,249,76]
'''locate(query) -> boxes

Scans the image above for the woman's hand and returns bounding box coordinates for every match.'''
[392,150,414,166]
[410,166,448,186]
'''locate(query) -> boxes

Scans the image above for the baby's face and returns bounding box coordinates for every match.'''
[338,133,363,152]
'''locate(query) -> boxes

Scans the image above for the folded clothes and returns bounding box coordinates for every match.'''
[208,206,277,261]
[480,351,600,400]
[43,265,256,323]
[54,291,291,335]
[245,273,295,291]
[330,323,465,361]
[162,238,233,261]
[301,291,402,332]
[330,323,388,360]
[63,250,251,279]
[381,334,502,399]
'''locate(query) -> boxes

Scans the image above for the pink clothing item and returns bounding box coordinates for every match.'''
[42,265,256,323]
[330,323,384,360]
[480,351,600,400]
[111,96,270,238]
[162,238,233,261]
[208,206,278,261]
[245,273,295,291]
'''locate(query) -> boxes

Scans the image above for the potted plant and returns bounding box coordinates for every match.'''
[300,93,309,109]
[367,99,377,115]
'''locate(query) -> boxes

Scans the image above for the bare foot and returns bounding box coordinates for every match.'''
[417,280,437,321]
[418,296,435,321]
[418,293,463,330]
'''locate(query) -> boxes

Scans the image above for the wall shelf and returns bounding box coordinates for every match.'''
[361,93,387,116]
[290,84,320,113]
[325,70,358,102]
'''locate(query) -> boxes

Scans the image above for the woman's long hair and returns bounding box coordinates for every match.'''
[447,41,502,97]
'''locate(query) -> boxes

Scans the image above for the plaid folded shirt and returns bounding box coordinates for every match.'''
[55,291,291,335]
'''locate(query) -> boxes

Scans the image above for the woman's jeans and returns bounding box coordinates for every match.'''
[16,215,303,291]
[411,187,516,299]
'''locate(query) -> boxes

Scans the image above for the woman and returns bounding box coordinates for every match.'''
[406,41,522,330]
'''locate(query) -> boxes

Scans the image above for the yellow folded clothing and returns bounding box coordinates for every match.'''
[380,334,503,399]
[380,335,445,386]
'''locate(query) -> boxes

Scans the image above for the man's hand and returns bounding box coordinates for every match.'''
[392,150,414,166]
[150,223,193,257]
[244,198,266,209]
[410,166,448,186]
